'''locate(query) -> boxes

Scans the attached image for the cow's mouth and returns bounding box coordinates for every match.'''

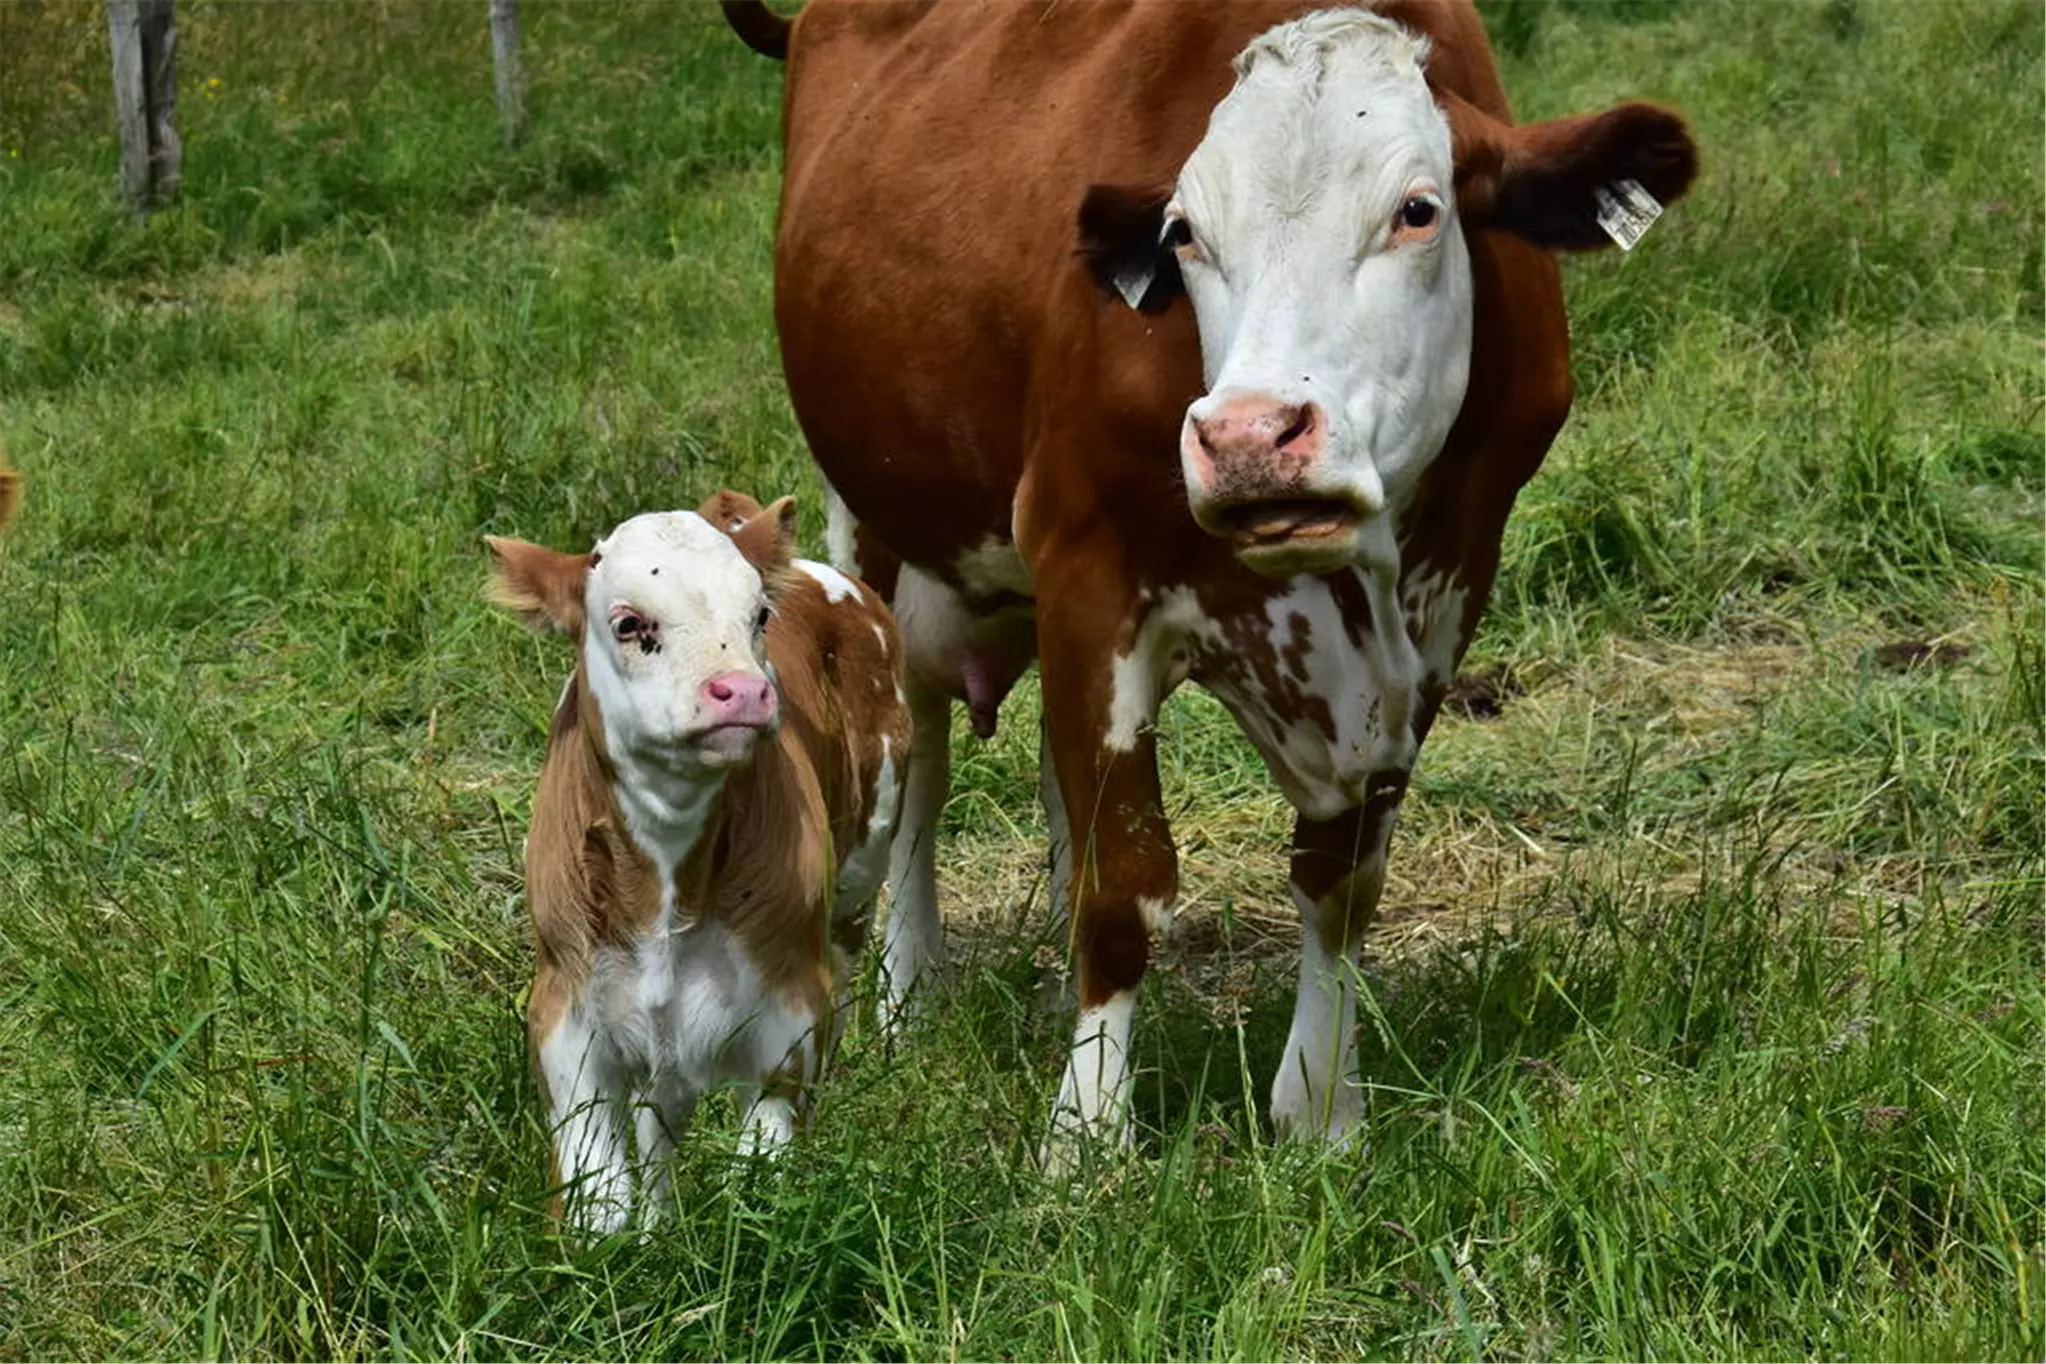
[1219,498,1359,548]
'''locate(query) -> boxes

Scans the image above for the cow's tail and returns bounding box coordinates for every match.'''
[720,0,791,59]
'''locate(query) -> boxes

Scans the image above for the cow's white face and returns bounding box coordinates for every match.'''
[1168,12,1469,577]
[580,511,780,773]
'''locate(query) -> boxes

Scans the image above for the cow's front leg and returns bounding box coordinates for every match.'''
[1270,776,1405,1143]
[1037,592,1178,1169]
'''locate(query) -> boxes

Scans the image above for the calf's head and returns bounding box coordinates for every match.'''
[487,494,798,774]
[1079,8,1696,577]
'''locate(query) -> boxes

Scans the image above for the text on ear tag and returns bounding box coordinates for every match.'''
[1593,178,1663,251]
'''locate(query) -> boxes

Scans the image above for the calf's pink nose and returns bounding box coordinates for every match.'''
[700,670,777,728]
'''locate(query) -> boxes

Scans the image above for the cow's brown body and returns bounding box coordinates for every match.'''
[735,0,1694,1151]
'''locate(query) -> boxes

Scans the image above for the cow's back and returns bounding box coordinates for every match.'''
[772,0,1542,582]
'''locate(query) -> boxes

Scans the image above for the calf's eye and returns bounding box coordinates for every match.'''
[1161,216,1194,251]
[755,606,772,635]
[613,612,659,654]
[1397,197,1438,232]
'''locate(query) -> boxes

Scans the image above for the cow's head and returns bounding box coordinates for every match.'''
[1079,9,1696,578]
[487,495,798,773]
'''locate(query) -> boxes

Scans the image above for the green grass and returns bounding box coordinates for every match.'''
[1,0,2040,1358]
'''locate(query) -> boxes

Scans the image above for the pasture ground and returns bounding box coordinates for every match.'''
[1,1,2040,1358]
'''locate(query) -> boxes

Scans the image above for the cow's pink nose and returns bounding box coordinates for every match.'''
[700,671,776,728]
[1187,396,1324,477]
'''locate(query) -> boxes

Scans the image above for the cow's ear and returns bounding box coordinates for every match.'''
[729,494,797,589]
[699,488,766,535]
[486,536,594,636]
[1076,183,1185,314]
[1445,91,1697,251]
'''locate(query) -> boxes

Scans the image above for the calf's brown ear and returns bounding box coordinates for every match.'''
[1077,183,1184,314]
[485,536,594,636]
[1445,91,1698,251]
[699,488,766,533]
[728,495,797,586]
[0,467,18,530]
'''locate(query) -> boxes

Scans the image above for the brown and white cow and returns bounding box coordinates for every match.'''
[487,490,909,1234]
[724,0,1697,1162]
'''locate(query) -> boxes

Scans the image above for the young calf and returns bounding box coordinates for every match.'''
[487,489,909,1236]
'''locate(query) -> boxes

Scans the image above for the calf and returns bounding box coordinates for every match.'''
[487,490,909,1235]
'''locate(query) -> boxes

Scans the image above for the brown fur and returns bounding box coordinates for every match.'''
[0,466,19,530]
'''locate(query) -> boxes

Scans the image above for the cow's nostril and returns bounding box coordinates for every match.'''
[1274,404,1314,451]
[708,678,734,702]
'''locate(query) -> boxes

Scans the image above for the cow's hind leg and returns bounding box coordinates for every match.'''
[1271,779,1405,1143]
[880,667,949,1033]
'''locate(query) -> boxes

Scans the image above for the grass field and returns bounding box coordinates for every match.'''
[1,0,2041,1358]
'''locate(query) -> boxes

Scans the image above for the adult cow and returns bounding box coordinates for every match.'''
[723,0,1696,1160]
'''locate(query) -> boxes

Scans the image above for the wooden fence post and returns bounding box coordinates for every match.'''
[106,0,180,211]
[488,0,526,147]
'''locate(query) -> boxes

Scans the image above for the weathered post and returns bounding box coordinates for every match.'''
[488,0,526,147]
[106,0,180,211]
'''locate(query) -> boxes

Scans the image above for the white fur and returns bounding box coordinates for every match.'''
[835,735,899,921]
[821,477,860,573]
[540,924,822,1235]
[1104,587,1215,753]
[952,535,1035,599]
[1043,991,1139,1170]
[1169,12,1473,547]
[795,558,863,604]
[880,677,948,1033]
[1270,887,1367,1141]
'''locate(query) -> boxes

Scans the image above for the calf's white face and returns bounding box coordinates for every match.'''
[486,497,797,776]
[583,511,778,772]
[1170,13,1466,577]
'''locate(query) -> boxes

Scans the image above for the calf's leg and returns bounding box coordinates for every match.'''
[532,977,633,1237]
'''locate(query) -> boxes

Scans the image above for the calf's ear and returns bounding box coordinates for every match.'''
[484,536,594,636]
[699,488,766,533]
[0,467,18,530]
[1076,183,1184,314]
[1444,90,1698,251]
[728,495,797,586]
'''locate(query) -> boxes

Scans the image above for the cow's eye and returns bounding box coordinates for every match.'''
[613,611,647,641]
[1161,216,1194,252]
[755,606,771,635]
[1397,196,1439,233]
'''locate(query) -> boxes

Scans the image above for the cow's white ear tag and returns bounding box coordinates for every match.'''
[1113,261,1157,311]
[1593,178,1662,251]
[1112,216,1180,310]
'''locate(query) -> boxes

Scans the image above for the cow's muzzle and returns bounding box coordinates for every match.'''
[1180,393,1374,577]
